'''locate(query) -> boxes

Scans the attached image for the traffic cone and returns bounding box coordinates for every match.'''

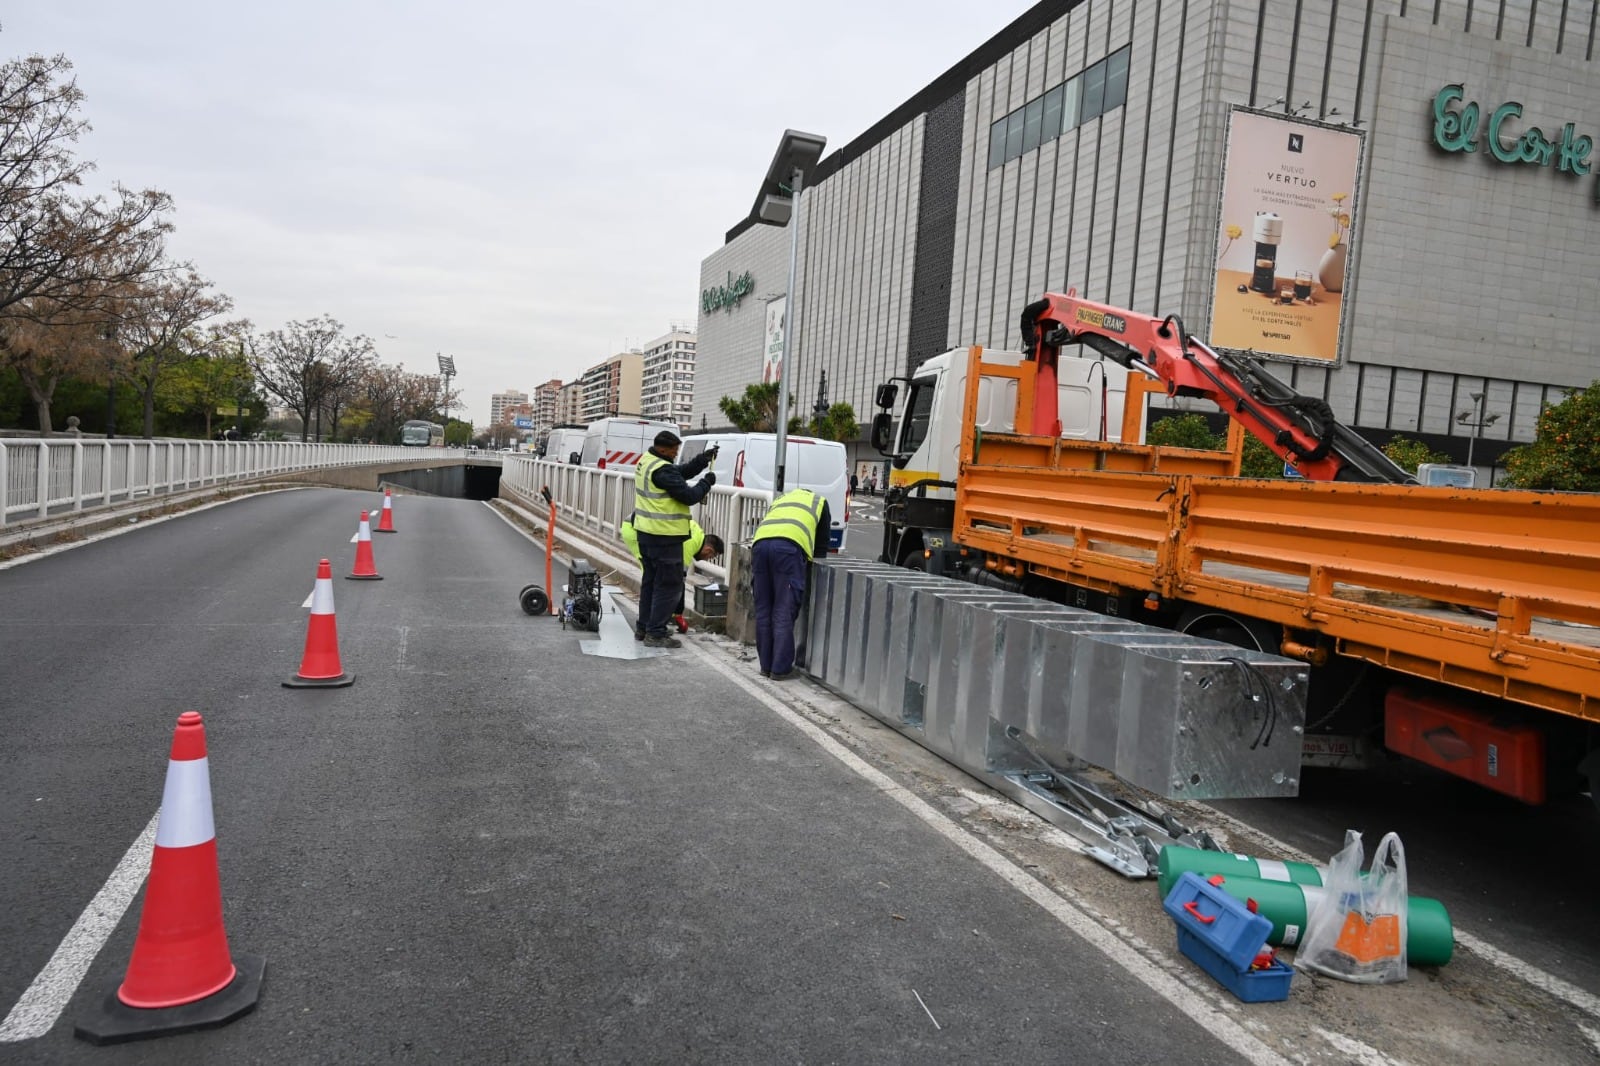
[284,558,355,687]
[375,487,397,533]
[347,510,382,581]
[74,712,264,1044]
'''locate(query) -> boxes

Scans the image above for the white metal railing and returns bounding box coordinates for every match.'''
[499,457,772,582]
[0,438,449,528]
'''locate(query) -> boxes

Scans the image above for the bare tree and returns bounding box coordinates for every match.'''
[0,294,120,433]
[249,313,353,438]
[0,53,173,432]
[118,267,232,437]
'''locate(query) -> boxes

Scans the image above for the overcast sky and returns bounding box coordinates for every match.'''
[5,3,1019,424]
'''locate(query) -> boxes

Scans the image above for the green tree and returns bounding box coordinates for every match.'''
[1381,435,1451,475]
[1147,413,1283,478]
[1146,413,1221,450]
[719,382,796,432]
[444,418,473,446]
[807,402,859,442]
[1502,383,1600,491]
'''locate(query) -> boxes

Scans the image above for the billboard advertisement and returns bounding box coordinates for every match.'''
[513,417,533,429]
[761,296,786,384]
[1208,108,1364,364]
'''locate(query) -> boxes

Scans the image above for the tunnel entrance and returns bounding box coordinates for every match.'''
[382,462,501,500]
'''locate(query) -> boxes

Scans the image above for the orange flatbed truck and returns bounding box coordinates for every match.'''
[870,291,1600,805]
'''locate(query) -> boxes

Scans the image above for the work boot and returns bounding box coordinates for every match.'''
[643,634,682,649]
[634,627,645,642]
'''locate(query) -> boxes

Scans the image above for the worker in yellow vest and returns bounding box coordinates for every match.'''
[751,487,832,679]
[633,431,717,648]
[621,514,724,635]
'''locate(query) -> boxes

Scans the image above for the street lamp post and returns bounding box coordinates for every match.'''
[1455,390,1500,470]
[755,130,826,493]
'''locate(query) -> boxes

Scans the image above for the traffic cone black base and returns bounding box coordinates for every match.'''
[282,672,355,689]
[342,574,383,582]
[75,952,264,1046]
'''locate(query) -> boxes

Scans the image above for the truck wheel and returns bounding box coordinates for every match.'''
[519,586,550,616]
[1174,606,1280,654]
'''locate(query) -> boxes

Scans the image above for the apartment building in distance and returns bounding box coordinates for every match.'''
[489,389,528,427]
[556,381,585,426]
[577,352,644,424]
[640,328,697,431]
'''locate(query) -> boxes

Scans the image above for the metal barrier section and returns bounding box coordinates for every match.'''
[803,559,1309,806]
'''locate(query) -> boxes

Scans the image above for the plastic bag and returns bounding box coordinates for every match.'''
[1296,829,1409,984]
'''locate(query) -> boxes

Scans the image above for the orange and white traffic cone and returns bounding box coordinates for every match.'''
[347,510,382,581]
[375,487,397,533]
[74,711,264,1044]
[284,558,355,688]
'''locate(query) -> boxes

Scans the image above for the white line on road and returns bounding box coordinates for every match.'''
[301,589,314,608]
[1316,1027,1411,1065]
[682,638,1289,1066]
[0,812,158,1042]
[349,531,359,543]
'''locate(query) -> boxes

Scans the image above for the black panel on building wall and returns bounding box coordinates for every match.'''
[906,88,968,376]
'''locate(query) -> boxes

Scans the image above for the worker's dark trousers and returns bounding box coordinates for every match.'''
[636,532,687,638]
[752,538,807,675]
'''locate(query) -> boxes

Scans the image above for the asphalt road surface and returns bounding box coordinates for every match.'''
[1,488,1250,1064]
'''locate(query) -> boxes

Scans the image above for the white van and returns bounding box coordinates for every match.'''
[543,426,586,464]
[579,417,682,471]
[679,432,849,552]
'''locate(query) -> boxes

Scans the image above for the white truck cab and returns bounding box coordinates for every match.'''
[880,347,1141,500]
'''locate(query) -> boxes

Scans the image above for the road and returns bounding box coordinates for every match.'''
[1,487,1255,1064]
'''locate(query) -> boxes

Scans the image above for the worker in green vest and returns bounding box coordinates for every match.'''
[751,487,832,679]
[633,431,717,647]
[621,514,724,635]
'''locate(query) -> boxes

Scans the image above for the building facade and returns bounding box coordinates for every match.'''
[556,382,584,426]
[578,353,644,424]
[640,329,698,431]
[489,389,528,427]
[532,379,562,444]
[694,0,1600,474]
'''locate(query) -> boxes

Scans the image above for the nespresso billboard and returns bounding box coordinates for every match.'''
[1207,108,1365,364]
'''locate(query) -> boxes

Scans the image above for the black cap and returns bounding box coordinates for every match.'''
[654,430,681,448]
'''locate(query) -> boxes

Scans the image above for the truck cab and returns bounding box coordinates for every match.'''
[873,347,1139,566]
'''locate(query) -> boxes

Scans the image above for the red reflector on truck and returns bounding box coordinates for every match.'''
[1384,690,1546,804]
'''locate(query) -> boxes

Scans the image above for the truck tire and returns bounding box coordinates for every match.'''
[1174,606,1280,654]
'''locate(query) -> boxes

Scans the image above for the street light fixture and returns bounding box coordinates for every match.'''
[1455,390,1501,469]
[754,129,826,493]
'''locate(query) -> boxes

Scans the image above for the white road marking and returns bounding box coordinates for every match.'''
[1316,1028,1410,1065]
[397,625,409,668]
[1191,806,1600,1023]
[301,589,315,608]
[349,531,359,543]
[681,638,1289,1066]
[0,812,158,1042]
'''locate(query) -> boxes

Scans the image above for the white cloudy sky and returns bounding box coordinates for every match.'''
[5,2,1019,424]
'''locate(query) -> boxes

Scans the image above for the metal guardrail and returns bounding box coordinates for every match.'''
[0,438,437,528]
[499,457,772,583]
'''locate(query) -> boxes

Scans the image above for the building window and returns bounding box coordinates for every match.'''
[986,44,1131,170]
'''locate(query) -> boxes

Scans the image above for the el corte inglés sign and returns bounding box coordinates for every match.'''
[701,270,754,314]
[1431,84,1600,201]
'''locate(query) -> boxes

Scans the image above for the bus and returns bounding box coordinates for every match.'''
[401,420,444,447]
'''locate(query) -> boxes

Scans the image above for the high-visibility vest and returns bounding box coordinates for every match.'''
[752,488,823,556]
[623,516,704,568]
[633,452,691,535]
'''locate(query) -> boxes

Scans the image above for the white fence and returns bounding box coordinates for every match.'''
[0,438,429,528]
[499,457,772,582]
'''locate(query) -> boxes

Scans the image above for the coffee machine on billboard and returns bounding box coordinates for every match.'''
[1250,212,1283,294]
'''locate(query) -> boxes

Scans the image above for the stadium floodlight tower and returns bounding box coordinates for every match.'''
[437,353,456,440]
[753,129,826,493]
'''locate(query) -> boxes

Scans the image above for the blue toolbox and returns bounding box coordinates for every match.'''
[1162,872,1294,1003]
